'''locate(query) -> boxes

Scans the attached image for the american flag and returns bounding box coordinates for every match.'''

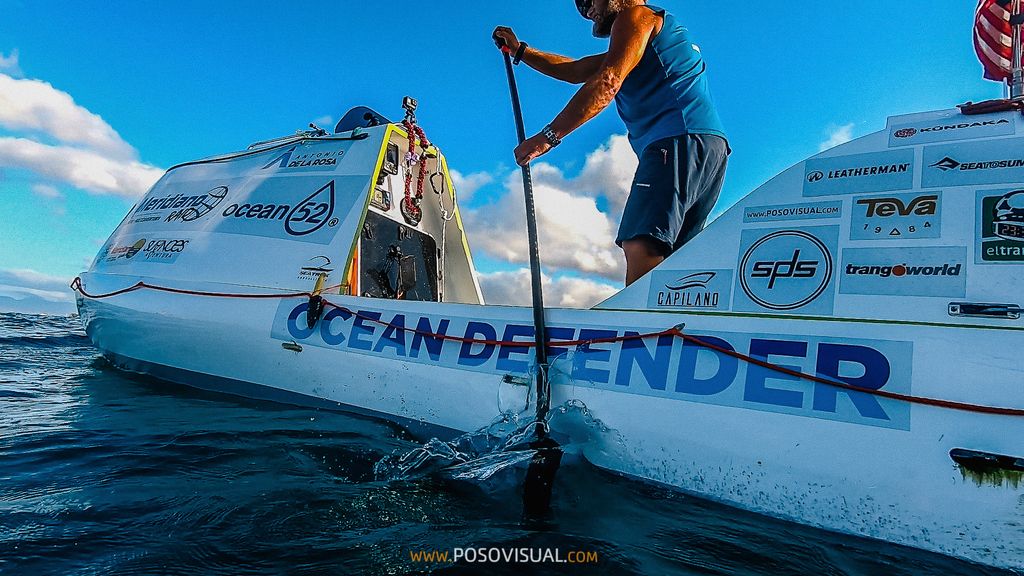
[974,0,1021,81]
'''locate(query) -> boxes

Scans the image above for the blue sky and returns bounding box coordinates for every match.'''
[0,0,1007,313]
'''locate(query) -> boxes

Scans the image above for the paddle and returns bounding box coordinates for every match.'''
[493,33,562,516]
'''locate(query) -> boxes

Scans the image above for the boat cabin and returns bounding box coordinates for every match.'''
[93,100,484,306]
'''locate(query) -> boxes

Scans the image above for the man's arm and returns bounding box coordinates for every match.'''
[549,8,656,139]
[492,26,604,84]
[513,7,659,165]
[521,49,605,84]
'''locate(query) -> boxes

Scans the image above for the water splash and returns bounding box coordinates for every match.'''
[373,410,542,481]
[374,351,628,483]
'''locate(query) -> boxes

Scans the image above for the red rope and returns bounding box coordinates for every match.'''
[70,276,1024,417]
[71,277,311,300]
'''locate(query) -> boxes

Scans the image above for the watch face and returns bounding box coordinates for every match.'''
[542,126,560,146]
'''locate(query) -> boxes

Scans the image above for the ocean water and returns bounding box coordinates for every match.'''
[0,312,1013,575]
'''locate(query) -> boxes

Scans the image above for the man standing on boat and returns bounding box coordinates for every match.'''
[493,0,729,286]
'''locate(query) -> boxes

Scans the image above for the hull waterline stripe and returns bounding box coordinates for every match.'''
[72,276,1024,418]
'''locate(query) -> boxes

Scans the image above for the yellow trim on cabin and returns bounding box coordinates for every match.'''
[339,123,475,299]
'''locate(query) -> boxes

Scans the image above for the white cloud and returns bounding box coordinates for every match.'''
[463,134,639,282]
[0,137,163,198]
[3,268,71,288]
[33,183,66,216]
[450,169,494,202]
[0,71,164,199]
[0,74,136,158]
[31,183,61,199]
[572,134,637,219]
[0,284,72,303]
[819,123,855,152]
[0,49,22,78]
[0,266,77,314]
[478,269,618,308]
[0,268,74,304]
[468,168,623,280]
[548,275,619,308]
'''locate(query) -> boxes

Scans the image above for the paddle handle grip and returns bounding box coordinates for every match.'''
[492,34,512,54]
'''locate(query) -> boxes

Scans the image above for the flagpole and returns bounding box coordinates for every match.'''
[1012,0,1024,99]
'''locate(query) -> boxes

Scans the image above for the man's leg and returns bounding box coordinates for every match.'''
[622,237,665,286]
[615,136,685,286]
[617,134,728,285]
[673,134,729,251]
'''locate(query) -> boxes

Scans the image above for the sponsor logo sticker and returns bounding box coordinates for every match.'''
[850,192,941,240]
[930,157,962,171]
[803,150,915,197]
[99,237,190,265]
[131,185,229,225]
[743,201,842,223]
[840,246,967,297]
[976,189,1024,263]
[271,303,913,429]
[139,238,190,263]
[932,157,1024,172]
[648,269,733,310]
[923,138,1024,187]
[734,226,838,315]
[215,178,350,245]
[298,256,334,281]
[261,145,346,172]
[888,117,1014,147]
[101,238,147,263]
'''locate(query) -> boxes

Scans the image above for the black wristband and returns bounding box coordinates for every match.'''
[513,42,528,65]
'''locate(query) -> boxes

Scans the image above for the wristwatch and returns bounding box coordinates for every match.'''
[540,124,562,147]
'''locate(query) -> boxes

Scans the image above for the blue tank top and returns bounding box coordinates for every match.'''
[614,5,727,155]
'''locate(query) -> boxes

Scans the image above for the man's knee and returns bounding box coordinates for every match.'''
[622,236,667,259]
[622,237,666,285]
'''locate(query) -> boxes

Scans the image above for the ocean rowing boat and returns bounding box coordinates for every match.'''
[75,99,1024,569]
[74,93,1024,571]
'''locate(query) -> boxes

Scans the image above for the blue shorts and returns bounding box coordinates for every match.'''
[615,133,728,256]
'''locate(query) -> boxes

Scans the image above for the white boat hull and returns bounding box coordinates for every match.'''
[77,273,1024,570]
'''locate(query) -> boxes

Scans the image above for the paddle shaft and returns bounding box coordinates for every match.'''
[498,47,550,422]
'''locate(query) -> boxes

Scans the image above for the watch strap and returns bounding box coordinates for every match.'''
[513,42,528,65]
